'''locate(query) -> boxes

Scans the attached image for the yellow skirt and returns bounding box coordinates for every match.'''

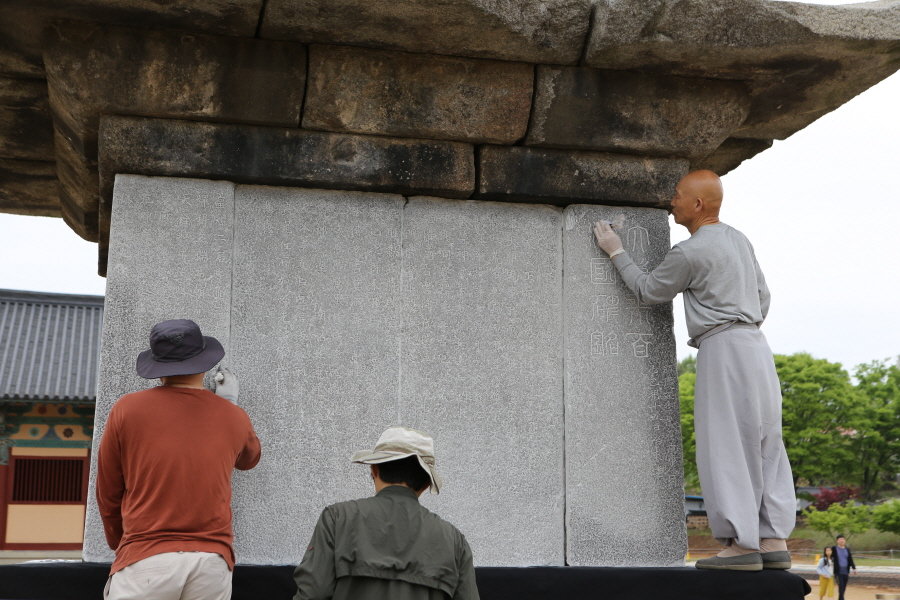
[819,575,835,599]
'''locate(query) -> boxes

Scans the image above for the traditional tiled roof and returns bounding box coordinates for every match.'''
[0,289,104,402]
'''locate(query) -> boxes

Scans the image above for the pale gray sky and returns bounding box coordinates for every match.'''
[1,1,897,373]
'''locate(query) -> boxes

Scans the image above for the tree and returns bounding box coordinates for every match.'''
[872,500,900,536]
[803,502,872,540]
[844,360,900,500]
[678,355,696,376]
[776,353,858,487]
[678,368,700,492]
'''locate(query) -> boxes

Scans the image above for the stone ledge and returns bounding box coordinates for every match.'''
[478,146,688,208]
[96,115,476,273]
[0,78,54,162]
[0,158,59,218]
[527,67,750,159]
[691,138,773,175]
[303,45,534,144]
[0,0,264,79]
[586,0,900,141]
[259,0,592,65]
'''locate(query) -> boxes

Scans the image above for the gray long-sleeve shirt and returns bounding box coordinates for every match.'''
[294,485,479,600]
[612,222,770,340]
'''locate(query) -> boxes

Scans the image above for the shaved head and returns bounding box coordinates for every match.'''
[670,170,724,233]
[679,170,723,215]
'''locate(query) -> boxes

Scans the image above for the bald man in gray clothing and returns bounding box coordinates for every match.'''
[594,170,795,572]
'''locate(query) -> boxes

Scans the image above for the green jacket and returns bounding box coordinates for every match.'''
[293,485,480,600]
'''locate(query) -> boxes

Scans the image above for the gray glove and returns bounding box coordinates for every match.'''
[214,366,239,403]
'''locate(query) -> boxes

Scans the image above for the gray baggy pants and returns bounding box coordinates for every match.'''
[695,325,796,549]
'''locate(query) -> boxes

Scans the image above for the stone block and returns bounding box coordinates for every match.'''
[97,115,475,272]
[527,67,750,159]
[561,204,685,566]
[44,21,305,157]
[260,0,592,64]
[587,0,900,140]
[83,175,237,563]
[228,185,403,564]
[303,45,533,144]
[691,137,773,175]
[478,145,687,207]
[0,78,54,161]
[55,129,99,241]
[0,158,59,217]
[399,196,564,566]
[0,0,262,78]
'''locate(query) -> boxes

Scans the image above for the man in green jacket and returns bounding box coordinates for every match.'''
[293,426,480,600]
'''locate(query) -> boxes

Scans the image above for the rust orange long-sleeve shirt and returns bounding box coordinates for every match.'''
[96,385,261,574]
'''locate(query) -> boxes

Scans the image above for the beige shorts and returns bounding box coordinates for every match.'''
[104,551,231,600]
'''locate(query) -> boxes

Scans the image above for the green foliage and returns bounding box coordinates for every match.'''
[845,360,900,500]
[678,355,697,376]
[678,369,700,492]
[802,502,872,540]
[776,353,857,487]
[873,501,900,535]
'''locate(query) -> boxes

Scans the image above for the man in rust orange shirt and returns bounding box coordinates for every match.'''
[97,319,261,600]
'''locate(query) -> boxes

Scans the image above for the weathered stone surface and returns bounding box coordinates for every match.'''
[562,204,684,566]
[45,21,306,158]
[478,145,687,207]
[0,0,263,78]
[228,185,402,565]
[587,0,900,140]
[691,137,773,174]
[83,174,237,563]
[303,45,534,144]
[400,196,564,566]
[86,178,566,565]
[0,158,59,217]
[97,115,475,271]
[527,67,750,159]
[260,0,592,64]
[0,78,54,161]
[55,129,99,241]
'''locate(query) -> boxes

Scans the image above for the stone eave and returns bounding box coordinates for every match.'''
[0,0,896,274]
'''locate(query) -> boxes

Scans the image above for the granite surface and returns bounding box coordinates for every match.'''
[562,204,685,566]
[83,175,237,562]
[85,176,685,566]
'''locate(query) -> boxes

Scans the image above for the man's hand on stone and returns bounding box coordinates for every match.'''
[593,221,624,257]
[214,366,239,403]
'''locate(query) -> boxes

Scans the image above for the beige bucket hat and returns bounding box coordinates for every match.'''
[351,426,443,494]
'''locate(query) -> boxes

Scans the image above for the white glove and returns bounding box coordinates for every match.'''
[593,221,624,256]
[214,366,239,403]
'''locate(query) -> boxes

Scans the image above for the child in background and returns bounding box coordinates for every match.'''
[817,546,836,600]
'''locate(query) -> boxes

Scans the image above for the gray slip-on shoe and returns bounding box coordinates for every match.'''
[695,552,763,571]
[761,551,792,570]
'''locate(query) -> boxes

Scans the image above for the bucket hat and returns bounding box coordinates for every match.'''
[136,319,225,379]
[351,426,443,494]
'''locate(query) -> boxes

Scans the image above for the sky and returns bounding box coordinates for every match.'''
[0,0,897,374]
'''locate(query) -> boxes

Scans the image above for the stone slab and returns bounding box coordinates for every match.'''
[228,185,403,564]
[0,158,59,218]
[478,145,687,207]
[399,196,564,566]
[562,204,685,566]
[0,78,54,161]
[303,45,534,144]
[527,67,749,159]
[260,0,592,64]
[83,175,237,563]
